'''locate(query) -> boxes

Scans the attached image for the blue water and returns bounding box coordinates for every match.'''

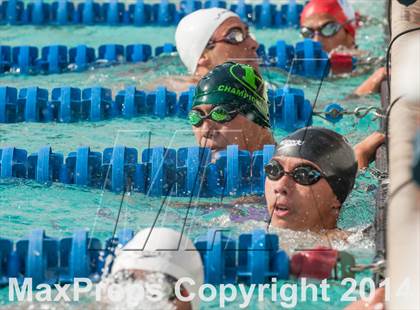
[0,1,386,308]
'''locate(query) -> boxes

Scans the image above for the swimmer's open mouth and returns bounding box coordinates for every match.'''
[273,204,290,217]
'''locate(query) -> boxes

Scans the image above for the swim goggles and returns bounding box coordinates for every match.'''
[264,159,323,186]
[206,27,252,49]
[300,21,343,39]
[188,106,239,127]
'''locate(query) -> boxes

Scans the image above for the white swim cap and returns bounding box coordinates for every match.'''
[111,227,204,310]
[175,8,239,74]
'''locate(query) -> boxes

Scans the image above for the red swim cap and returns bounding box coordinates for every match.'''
[300,0,357,38]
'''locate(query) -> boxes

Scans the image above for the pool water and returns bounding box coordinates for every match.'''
[0,1,386,308]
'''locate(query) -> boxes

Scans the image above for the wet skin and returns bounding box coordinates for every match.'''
[191,104,275,153]
[301,13,354,52]
[265,156,341,231]
[196,17,260,76]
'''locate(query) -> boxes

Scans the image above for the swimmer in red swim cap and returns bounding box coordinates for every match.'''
[300,0,387,96]
[300,0,357,52]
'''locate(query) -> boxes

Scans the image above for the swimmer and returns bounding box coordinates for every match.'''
[101,227,203,310]
[264,127,359,232]
[190,61,384,164]
[190,61,275,153]
[149,8,259,91]
[300,0,387,96]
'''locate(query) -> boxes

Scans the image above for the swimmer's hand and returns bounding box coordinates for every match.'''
[354,132,385,169]
[354,67,387,96]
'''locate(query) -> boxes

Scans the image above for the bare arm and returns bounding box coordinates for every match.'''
[354,132,386,169]
[354,67,387,96]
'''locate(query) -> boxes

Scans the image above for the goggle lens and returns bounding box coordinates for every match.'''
[264,160,322,186]
[188,106,236,127]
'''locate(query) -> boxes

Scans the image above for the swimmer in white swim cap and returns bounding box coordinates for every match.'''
[101,227,204,310]
[148,8,260,91]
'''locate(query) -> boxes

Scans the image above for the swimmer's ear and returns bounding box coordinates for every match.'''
[344,32,356,49]
[331,197,341,210]
[196,52,212,72]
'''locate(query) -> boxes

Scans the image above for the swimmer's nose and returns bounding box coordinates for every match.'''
[248,35,259,50]
[313,32,322,42]
[273,174,294,197]
[201,119,216,138]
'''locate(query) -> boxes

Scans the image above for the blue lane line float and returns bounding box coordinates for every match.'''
[102,0,126,25]
[176,147,212,197]
[37,45,68,74]
[215,145,252,196]
[126,44,152,63]
[155,43,176,57]
[152,0,177,26]
[27,146,63,183]
[268,40,294,71]
[294,39,329,79]
[142,147,176,196]
[69,44,96,71]
[15,229,59,286]
[0,0,303,27]
[77,0,101,25]
[116,86,147,118]
[0,238,13,286]
[4,0,25,25]
[277,0,303,28]
[51,0,76,25]
[0,45,12,73]
[0,86,18,123]
[194,230,236,284]
[0,147,27,178]
[128,0,152,26]
[145,86,177,118]
[27,0,51,25]
[0,85,320,132]
[81,87,114,121]
[271,87,313,132]
[12,46,38,74]
[59,230,102,283]
[230,0,253,22]
[63,146,102,186]
[51,87,82,123]
[237,229,289,284]
[102,146,138,192]
[179,0,202,16]
[1,229,291,287]
[1,39,343,78]
[254,0,276,28]
[18,87,52,122]
[98,44,124,63]
[177,85,196,117]
[250,144,275,195]
[0,143,273,197]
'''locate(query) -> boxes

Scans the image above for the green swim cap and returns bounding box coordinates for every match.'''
[192,62,271,128]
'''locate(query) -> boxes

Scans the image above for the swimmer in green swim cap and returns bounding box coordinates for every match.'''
[264,127,359,231]
[189,62,275,153]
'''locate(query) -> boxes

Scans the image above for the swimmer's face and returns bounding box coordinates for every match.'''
[191,104,268,153]
[265,156,341,231]
[301,13,354,52]
[200,17,259,73]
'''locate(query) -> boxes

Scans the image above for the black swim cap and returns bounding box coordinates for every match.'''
[275,127,358,204]
[192,62,271,128]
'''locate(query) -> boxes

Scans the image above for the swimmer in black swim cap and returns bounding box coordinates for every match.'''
[264,127,358,231]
